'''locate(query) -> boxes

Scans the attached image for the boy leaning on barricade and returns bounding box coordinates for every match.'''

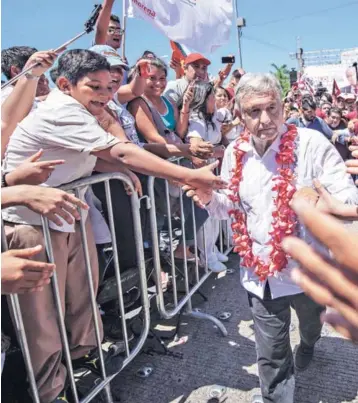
[2,48,224,402]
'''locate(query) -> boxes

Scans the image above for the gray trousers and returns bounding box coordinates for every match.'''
[248,283,325,403]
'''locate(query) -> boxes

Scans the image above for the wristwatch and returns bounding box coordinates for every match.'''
[1,172,9,188]
[24,72,40,81]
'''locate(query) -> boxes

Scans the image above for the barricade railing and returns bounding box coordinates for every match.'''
[147,157,228,336]
[1,222,41,403]
[215,163,233,257]
[2,172,150,403]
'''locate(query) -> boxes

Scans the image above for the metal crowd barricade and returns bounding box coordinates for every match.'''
[147,157,228,336]
[2,172,150,403]
[215,163,234,257]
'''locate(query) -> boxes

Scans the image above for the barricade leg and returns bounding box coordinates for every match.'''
[224,219,234,256]
[185,310,228,337]
[41,217,80,402]
[2,172,151,403]
[75,188,113,403]
[147,174,227,337]
[1,222,41,402]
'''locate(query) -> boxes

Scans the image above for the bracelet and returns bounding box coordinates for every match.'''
[1,172,9,188]
[180,110,190,115]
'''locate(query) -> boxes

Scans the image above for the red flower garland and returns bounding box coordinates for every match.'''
[228,125,299,281]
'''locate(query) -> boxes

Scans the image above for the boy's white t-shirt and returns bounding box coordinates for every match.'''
[2,88,119,232]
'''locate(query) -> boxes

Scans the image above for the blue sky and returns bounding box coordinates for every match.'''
[2,0,358,81]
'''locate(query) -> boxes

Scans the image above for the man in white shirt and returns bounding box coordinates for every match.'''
[183,73,358,403]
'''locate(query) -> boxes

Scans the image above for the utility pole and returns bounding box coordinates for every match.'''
[296,36,304,77]
[234,0,246,68]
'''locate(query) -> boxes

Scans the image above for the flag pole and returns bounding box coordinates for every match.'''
[1,4,102,90]
[234,0,245,69]
[122,0,127,59]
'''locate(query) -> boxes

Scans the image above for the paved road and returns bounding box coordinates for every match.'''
[111,251,358,403]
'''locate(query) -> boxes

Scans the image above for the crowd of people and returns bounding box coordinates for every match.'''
[1,0,358,402]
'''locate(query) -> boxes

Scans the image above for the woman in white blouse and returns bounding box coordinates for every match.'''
[183,82,228,272]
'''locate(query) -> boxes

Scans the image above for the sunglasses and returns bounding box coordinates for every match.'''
[108,27,124,35]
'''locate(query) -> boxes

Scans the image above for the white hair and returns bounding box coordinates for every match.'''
[235,73,282,110]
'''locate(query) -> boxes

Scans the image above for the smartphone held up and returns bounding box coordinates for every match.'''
[221,56,235,64]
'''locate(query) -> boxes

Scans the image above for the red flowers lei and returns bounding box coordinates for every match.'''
[228,125,299,281]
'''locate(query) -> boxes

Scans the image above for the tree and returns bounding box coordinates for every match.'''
[270,63,291,96]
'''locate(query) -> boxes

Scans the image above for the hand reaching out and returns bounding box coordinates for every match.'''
[23,186,89,226]
[188,141,213,159]
[182,183,213,209]
[1,245,55,294]
[282,199,358,342]
[313,179,358,218]
[23,50,58,77]
[124,170,143,197]
[5,149,64,186]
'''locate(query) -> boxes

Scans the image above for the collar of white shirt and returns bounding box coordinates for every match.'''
[46,88,87,110]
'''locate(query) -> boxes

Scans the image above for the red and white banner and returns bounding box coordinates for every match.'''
[125,0,233,54]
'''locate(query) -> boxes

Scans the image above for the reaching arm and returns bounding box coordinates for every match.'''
[1,77,37,158]
[116,61,148,104]
[127,98,168,144]
[319,118,334,140]
[1,185,88,226]
[95,0,115,45]
[144,142,214,160]
[174,81,194,138]
[94,159,143,196]
[91,142,226,191]
[1,50,57,159]
[93,142,187,180]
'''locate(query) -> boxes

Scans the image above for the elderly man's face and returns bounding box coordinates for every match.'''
[240,93,283,141]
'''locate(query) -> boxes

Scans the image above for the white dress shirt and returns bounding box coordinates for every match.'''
[207,125,358,299]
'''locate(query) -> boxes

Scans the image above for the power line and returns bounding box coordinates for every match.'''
[242,34,291,53]
[251,1,358,28]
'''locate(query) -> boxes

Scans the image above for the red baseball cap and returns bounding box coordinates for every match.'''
[184,53,211,66]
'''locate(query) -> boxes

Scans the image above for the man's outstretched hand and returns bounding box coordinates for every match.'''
[282,199,358,342]
[182,160,225,207]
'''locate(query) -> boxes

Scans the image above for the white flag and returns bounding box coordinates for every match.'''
[125,0,233,54]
